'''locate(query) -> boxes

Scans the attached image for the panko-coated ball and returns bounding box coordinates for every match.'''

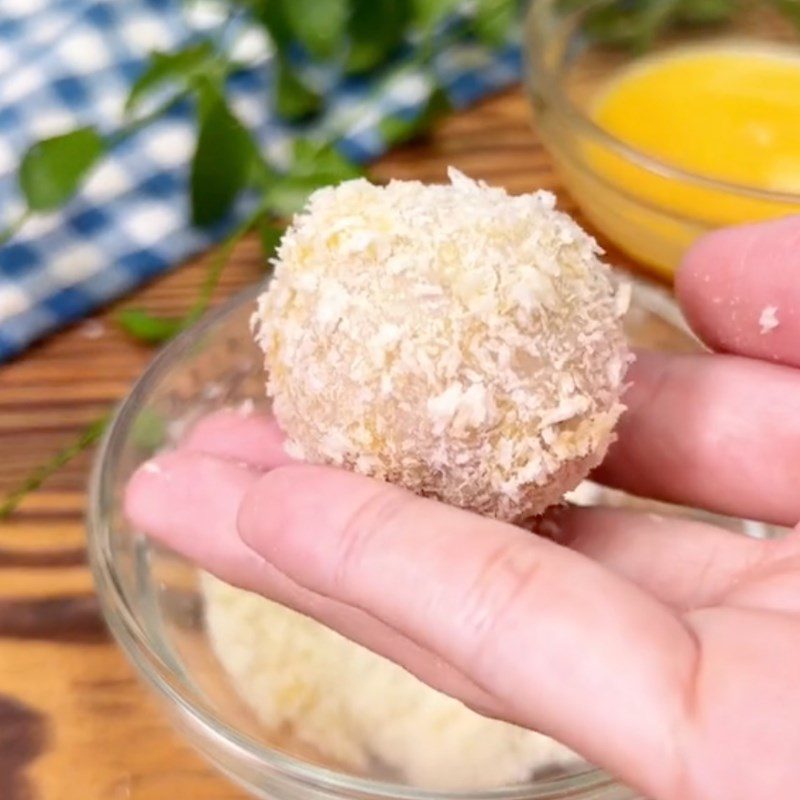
[254,169,632,522]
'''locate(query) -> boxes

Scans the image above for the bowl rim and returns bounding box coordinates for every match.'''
[524,0,800,204]
[86,281,656,800]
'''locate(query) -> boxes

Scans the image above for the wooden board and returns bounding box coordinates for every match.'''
[0,88,646,800]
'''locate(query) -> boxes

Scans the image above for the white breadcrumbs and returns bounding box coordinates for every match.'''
[203,574,579,789]
[253,168,632,521]
[759,305,779,334]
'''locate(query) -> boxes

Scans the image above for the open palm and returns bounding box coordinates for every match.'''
[127,216,800,800]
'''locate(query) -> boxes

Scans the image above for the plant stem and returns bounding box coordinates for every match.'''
[0,413,112,521]
[111,89,193,147]
[182,206,266,327]
[0,209,32,247]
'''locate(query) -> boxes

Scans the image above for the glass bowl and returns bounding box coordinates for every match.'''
[523,0,800,280]
[87,275,777,800]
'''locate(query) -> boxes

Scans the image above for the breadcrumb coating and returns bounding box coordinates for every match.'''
[254,169,632,521]
[759,305,779,334]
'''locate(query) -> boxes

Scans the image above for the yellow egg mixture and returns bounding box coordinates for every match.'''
[594,43,800,193]
[581,43,800,277]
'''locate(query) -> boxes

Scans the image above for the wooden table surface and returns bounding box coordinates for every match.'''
[0,88,644,800]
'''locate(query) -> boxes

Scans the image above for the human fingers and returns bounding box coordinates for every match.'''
[180,408,292,469]
[184,351,800,530]
[238,464,696,800]
[175,408,775,612]
[125,451,265,580]
[546,505,771,610]
[123,452,499,714]
[676,215,800,368]
[595,350,800,527]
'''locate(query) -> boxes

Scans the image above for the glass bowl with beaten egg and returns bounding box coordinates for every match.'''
[524,0,800,281]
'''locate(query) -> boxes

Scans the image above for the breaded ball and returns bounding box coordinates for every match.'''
[254,169,632,521]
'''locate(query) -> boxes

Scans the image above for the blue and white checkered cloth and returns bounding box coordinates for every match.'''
[0,0,522,362]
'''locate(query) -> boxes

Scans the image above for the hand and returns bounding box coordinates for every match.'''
[125,216,800,800]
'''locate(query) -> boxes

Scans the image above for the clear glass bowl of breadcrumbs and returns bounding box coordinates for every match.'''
[88,275,781,800]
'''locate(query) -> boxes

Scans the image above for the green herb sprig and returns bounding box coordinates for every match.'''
[0,0,518,518]
[0,414,111,521]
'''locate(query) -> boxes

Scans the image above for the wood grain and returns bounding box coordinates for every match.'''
[0,88,647,799]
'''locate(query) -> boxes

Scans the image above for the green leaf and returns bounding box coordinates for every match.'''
[378,85,452,146]
[412,0,461,29]
[293,139,363,180]
[190,87,255,227]
[282,0,348,58]
[274,57,323,121]
[265,175,331,217]
[116,309,183,344]
[259,219,284,260]
[249,0,295,53]
[125,41,215,115]
[346,0,412,74]
[265,139,363,216]
[473,0,517,46]
[19,127,105,212]
[194,74,219,120]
